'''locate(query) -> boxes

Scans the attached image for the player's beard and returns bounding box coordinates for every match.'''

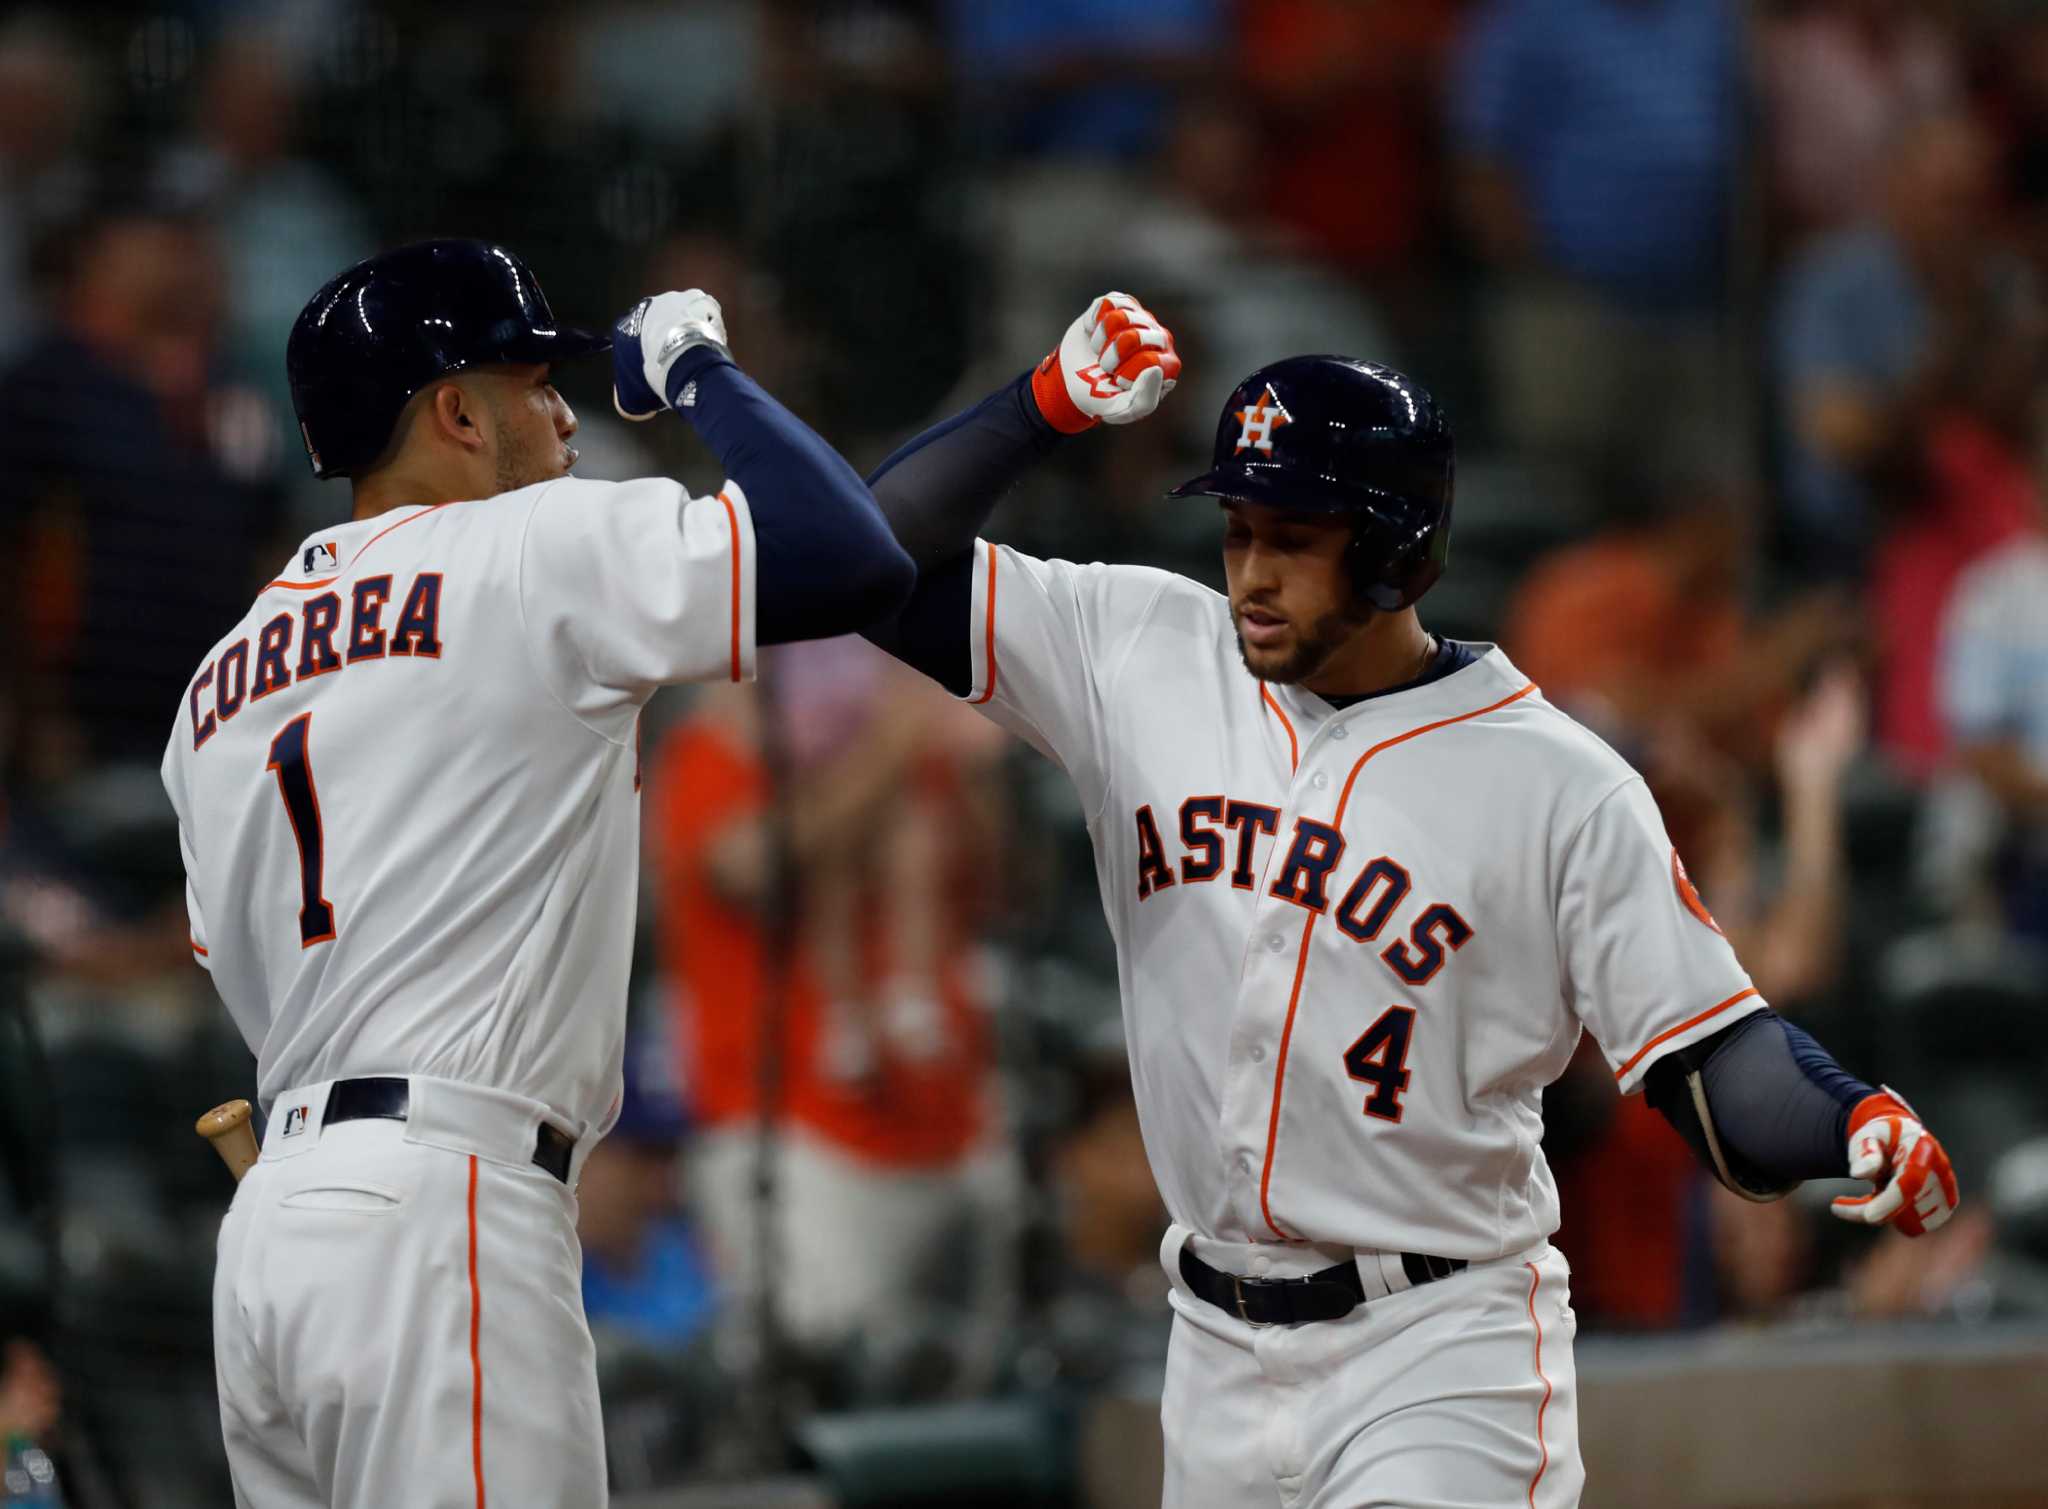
[493,423,546,495]
[487,395,561,495]
[1235,601,1373,685]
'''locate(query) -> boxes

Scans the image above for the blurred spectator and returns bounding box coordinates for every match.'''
[0,14,90,371]
[1449,0,1743,471]
[752,1,974,444]
[1868,407,2040,775]
[650,643,1015,1364]
[1985,11,2048,280]
[944,0,1225,161]
[1650,666,1866,1006]
[1020,1049,1169,1387]
[1551,669,1866,1328]
[1502,468,1848,761]
[1760,0,1958,241]
[579,1033,717,1350]
[1235,0,1461,283]
[1936,525,2048,939]
[0,210,278,783]
[0,1340,57,1443]
[1772,111,2039,577]
[1706,1184,1818,1323]
[156,30,372,525]
[537,1,760,150]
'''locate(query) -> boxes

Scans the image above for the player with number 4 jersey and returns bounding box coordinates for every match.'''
[858,295,1960,1508]
[162,241,912,1508]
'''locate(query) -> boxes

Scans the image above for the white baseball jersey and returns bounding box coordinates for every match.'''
[960,541,1764,1260]
[161,475,757,1135]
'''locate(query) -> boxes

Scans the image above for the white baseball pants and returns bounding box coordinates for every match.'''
[1159,1229,1583,1509]
[211,1076,606,1508]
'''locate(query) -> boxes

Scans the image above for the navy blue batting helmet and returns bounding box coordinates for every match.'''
[1169,356,1454,612]
[286,239,611,480]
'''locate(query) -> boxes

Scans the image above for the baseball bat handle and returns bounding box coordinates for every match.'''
[196,1099,260,1183]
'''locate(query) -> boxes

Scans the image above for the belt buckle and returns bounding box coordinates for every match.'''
[1231,1274,1271,1329]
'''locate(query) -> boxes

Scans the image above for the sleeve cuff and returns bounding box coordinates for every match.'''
[963,538,999,706]
[717,479,758,685]
[1611,987,1767,1094]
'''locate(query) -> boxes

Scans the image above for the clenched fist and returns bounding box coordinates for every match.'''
[613,289,732,422]
[1830,1089,1959,1237]
[1031,292,1181,434]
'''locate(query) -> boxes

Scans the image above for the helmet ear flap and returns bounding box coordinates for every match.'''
[1348,520,1444,613]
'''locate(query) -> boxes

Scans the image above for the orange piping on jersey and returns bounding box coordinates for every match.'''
[357,502,457,567]
[972,541,999,706]
[1255,918,1321,1240]
[189,938,208,956]
[1525,1260,1552,1507]
[1255,681,1537,1240]
[1612,986,1761,1081]
[1260,684,1298,772]
[718,490,742,682]
[468,1154,486,1508]
[265,503,459,592]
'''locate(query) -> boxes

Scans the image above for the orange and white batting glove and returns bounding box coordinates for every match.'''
[1030,292,1181,435]
[1829,1089,1959,1237]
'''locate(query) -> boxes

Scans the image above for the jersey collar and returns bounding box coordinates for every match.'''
[1258,644,1527,739]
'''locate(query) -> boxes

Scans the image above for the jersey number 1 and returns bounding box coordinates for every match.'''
[1343,1005,1415,1122]
[267,713,337,947]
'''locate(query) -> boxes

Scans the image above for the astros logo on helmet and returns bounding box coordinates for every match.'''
[1234,385,1292,454]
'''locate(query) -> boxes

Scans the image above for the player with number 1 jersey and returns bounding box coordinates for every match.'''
[163,241,912,1508]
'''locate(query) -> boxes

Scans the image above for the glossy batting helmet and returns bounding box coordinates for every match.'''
[285,239,611,480]
[1169,356,1454,612]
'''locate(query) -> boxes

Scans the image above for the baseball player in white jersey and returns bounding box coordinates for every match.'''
[160,239,914,1507]
[856,295,1961,1507]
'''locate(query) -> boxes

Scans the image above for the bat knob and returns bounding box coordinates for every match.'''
[197,1099,260,1182]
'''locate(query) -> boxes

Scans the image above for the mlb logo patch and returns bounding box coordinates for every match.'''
[1234,385,1292,455]
[303,541,338,575]
[281,1104,311,1138]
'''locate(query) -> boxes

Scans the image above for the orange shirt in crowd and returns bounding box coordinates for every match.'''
[1504,536,1744,715]
[649,719,991,1169]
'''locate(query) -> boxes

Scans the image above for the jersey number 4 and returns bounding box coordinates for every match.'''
[1342,1005,1415,1122]
[267,713,337,947]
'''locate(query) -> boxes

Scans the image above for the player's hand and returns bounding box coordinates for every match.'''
[1030,292,1180,435]
[1829,1089,1959,1237]
[613,289,732,422]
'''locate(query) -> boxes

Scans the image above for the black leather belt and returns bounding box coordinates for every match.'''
[323,1077,575,1185]
[1179,1244,1467,1327]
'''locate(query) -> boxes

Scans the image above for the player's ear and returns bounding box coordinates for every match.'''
[425,379,488,456]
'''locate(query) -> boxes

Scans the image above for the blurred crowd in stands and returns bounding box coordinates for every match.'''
[3,0,2048,1502]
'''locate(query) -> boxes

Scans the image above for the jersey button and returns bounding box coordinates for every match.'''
[1235,1155,1252,1177]
[1330,724,1348,741]
[1250,1045,1266,1063]
[1250,1255,1271,1276]
[1311,771,1330,791]
[1266,932,1287,953]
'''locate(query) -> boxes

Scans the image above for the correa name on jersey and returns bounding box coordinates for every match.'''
[188,572,445,751]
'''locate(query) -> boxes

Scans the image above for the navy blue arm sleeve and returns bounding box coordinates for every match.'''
[1645,1010,1875,1184]
[668,347,914,644]
[858,371,1067,694]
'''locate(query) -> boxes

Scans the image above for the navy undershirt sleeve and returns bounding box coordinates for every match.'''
[667,348,913,645]
[860,371,1066,695]
[1649,1009,1875,1184]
